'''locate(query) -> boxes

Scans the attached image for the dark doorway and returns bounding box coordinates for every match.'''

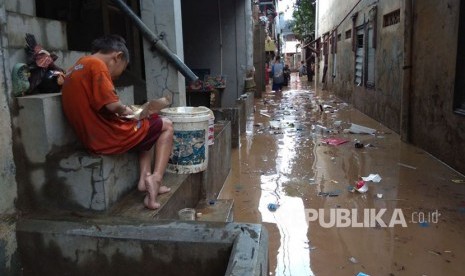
[35,0,147,103]
[454,0,465,115]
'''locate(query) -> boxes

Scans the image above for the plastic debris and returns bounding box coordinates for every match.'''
[356,273,370,276]
[376,193,383,199]
[267,203,279,212]
[362,174,382,183]
[354,139,364,148]
[398,162,417,170]
[347,123,376,134]
[318,190,342,197]
[355,180,368,193]
[322,137,349,146]
[419,222,430,227]
[349,257,358,264]
[452,179,465,184]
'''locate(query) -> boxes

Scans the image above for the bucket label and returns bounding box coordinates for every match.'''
[170,130,206,166]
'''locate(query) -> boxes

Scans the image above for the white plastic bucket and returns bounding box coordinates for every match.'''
[161,106,211,174]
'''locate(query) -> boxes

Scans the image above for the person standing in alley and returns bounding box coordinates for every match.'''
[61,35,173,210]
[271,56,284,92]
[306,53,315,82]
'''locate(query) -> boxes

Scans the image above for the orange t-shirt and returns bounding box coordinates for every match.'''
[61,56,148,154]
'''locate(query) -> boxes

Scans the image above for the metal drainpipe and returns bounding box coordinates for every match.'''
[218,0,223,75]
[400,0,414,142]
[113,0,198,82]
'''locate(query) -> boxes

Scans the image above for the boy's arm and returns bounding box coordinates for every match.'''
[105,101,134,116]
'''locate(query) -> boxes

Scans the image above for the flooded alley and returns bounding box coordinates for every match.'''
[219,74,465,276]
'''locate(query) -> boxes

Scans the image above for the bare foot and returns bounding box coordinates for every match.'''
[138,178,147,192]
[143,174,161,209]
[158,185,171,194]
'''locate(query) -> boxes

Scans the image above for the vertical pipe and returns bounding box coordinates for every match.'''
[218,0,223,74]
[401,0,414,142]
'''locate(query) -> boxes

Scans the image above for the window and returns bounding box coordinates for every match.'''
[354,28,364,85]
[454,1,465,115]
[366,26,375,88]
[345,29,352,39]
[337,33,341,41]
[383,9,400,27]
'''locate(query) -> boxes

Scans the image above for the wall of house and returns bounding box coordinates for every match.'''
[317,0,465,174]
[0,1,20,274]
[410,0,465,174]
[182,0,252,107]
[316,0,404,133]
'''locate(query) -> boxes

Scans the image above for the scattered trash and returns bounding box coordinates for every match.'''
[428,250,441,256]
[208,199,216,205]
[318,190,342,197]
[362,174,382,183]
[376,193,383,199]
[349,257,358,264]
[267,203,279,212]
[452,179,465,184]
[319,104,324,112]
[356,273,370,276]
[398,162,417,170]
[354,139,364,148]
[355,180,368,193]
[333,120,342,127]
[260,112,271,118]
[322,137,349,146]
[347,123,376,135]
[419,222,429,228]
[196,212,203,218]
[330,157,336,161]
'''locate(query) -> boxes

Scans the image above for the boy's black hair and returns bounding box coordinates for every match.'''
[91,35,130,63]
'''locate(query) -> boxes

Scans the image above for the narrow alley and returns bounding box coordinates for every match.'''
[220,73,465,276]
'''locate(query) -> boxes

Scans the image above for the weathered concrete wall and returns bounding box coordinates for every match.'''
[0,1,19,274]
[202,121,232,199]
[409,0,465,174]
[317,0,465,174]
[141,0,186,107]
[17,219,269,276]
[182,0,252,108]
[316,0,404,132]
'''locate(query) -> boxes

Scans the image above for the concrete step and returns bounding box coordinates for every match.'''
[8,48,87,72]
[196,199,234,222]
[16,218,269,276]
[109,173,202,220]
[6,11,67,50]
[5,0,35,16]
[15,87,136,212]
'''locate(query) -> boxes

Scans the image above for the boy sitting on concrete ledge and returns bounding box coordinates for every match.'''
[62,35,173,210]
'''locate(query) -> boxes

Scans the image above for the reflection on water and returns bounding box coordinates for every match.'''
[259,174,314,276]
[221,74,465,275]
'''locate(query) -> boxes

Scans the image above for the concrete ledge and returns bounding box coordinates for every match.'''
[212,108,240,148]
[15,88,137,212]
[109,172,202,220]
[5,0,35,16]
[6,12,67,50]
[17,218,269,276]
[202,121,231,199]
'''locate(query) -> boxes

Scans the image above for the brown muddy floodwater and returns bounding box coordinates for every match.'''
[219,73,465,276]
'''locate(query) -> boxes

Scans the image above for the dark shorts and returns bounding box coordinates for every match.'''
[131,114,163,152]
